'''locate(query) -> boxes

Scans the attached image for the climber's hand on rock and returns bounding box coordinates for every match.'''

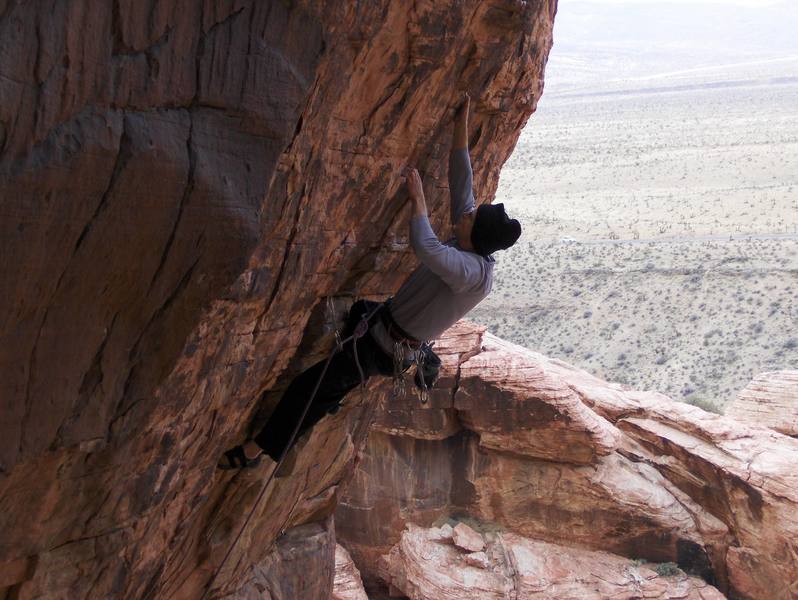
[403,166,427,216]
[453,93,470,149]
[458,92,470,116]
[403,166,424,199]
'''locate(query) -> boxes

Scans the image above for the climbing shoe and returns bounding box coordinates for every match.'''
[217,445,262,470]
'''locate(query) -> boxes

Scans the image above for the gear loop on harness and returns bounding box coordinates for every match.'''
[414,347,428,404]
[334,328,343,351]
[352,309,373,387]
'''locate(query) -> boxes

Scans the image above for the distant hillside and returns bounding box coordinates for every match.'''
[547,0,798,92]
[474,2,798,410]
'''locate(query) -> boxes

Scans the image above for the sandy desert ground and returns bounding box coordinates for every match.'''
[471,63,798,411]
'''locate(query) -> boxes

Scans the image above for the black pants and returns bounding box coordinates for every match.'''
[254,330,394,460]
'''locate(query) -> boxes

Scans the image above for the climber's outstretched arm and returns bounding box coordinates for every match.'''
[453,92,469,151]
[403,166,482,292]
[404,166,427,217]
[450,93,475,223]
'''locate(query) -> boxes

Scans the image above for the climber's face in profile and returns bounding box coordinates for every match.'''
[454,208,477,251]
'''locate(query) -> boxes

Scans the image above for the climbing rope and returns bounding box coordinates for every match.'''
[197,300,384,600]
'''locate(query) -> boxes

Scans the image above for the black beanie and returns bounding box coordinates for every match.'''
[471,203,522,256]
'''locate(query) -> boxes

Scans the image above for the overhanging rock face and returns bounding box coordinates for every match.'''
[337,322,798,600]
[0,1,556,597]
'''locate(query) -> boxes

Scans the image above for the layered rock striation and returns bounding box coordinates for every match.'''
[727,370,798,437]
[0,1,556,597]
[332,544,369,600]
[337,322,798,599]
[380,522,726,600]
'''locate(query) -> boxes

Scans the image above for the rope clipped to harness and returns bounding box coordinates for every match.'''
[197,300,382,600]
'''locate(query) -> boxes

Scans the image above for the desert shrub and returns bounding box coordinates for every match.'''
[685,395,723,414]
[654,562,682,577]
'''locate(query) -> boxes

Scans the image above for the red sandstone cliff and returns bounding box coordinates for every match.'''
[0,1,556,597]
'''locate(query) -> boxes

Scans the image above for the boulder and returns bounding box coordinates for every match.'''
[463,551,491,570]
[727,370,798,436]
[452,523,485,553]
[379,523,726,600]
[333,544,368,600]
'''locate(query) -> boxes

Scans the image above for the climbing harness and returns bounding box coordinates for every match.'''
[197,299,384,600]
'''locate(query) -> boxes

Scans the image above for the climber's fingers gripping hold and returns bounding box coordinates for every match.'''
[403,166,427,217]
[403,166,424,201]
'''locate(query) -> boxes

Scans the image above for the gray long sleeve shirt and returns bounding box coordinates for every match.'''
[372,148,494,350]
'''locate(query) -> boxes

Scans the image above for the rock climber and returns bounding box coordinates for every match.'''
[218,93,522,471]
